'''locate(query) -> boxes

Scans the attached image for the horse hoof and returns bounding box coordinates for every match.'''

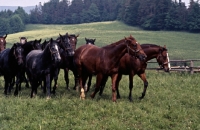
[139,96,143,100]
[46,96,51,100]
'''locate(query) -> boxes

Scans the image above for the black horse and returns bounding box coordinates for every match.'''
[0,43,24,95]
[13,39,42,95]
[85,38,95,45]
[26,38,68,98]
[47,34,75,93]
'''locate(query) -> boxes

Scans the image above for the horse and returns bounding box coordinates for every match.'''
[0,43,24,95]
[98,43,170,101]
[85,37,95,45]
[50,33,78,91]
[26,38,62,98]
[84,37,96,90]
[73,35,147,102]
[13,39,42,95]
[0,34,7,52]
[49,33,75,93]
[19,37,28,44]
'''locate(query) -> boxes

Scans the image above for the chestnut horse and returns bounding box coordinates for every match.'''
[73,35,147,102]
[0,34,7,52]
[98,44,170,101]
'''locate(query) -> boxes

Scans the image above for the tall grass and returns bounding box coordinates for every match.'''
[0,21,199,129]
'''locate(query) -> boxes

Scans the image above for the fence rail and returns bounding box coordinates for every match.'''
[147,59,200,74]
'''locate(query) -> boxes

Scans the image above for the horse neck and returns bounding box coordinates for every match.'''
[42,44,52,62]
[8,47,17,63]
[143,47,160,61]
[23,42,33,56]
[103,41,127,64]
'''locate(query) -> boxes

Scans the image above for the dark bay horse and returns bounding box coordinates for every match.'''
[14,39,42,95]
[51,33,78,90]
[73,36,147,101]
[85,38,95,45]
[26,38,62,98]
[49,34,75,93]
[0,43,24,95]
[19,37,28,44]
[98,44,170,101]
[0,34,7,52]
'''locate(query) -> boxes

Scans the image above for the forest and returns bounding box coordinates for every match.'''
[0,0,200,35]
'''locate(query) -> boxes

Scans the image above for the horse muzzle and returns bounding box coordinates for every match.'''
[138,54,147,61]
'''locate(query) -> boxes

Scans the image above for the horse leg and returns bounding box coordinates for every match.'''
[86,74,92,92]
[111,73,118,102]
[45,73,51,99]
[128,73,134,102]
[99,75,109,96]
[14,73,21,96]
[90,74,103,99]
[116,74,122,99]
[4,76,9,95]
[52,68,59,94]
[138,73,148,99]
[24,74,29,88]
[64,68,70,90]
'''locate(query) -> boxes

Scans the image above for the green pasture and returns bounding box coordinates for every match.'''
[0,21,199,129]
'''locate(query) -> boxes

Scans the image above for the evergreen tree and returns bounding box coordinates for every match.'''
[9,14,25,33]
[0,18,10,35]
[186,1,200,32]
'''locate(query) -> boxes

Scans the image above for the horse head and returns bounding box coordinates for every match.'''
[125,35,146,61]
[32,39,42,50]
[0,34,7,52]
[68,33,79,51]
[58,33,74,56]
[49,38,61,64]
[13,43,24,66]
[156,45,170,72]
[19,37,28,44]
[85,37,95,45]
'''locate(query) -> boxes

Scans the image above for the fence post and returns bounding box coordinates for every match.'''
[190,61,194,74]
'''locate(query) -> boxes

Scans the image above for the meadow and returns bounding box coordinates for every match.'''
[0,21,200,129]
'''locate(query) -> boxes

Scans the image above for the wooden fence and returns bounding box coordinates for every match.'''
[147,59,200,74]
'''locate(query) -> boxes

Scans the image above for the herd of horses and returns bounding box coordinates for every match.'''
[0,33,170,102]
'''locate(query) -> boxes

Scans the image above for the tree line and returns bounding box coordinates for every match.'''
[0,0,200,35]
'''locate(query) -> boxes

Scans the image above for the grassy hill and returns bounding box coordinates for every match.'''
[1,21,200,130]
[6,21,200,60]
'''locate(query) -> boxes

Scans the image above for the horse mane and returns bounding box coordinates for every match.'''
[142,43,167,51]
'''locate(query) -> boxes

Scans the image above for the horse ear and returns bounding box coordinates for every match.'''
[4,34,7,39]
[39,39,42,43]
[76,34,80,37]
[94,39,96,42]
[164,45,166,48]
[85,37,87,41]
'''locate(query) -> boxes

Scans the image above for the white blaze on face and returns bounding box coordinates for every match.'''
[21,39,26,44]
[1,39,3,42]
[55,44,61,60]
[167,52,171,70]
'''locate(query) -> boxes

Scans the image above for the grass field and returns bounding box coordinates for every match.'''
[0,21,200,129]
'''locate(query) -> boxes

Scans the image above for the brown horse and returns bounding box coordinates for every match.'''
[68,34,79,51]
[0,34,7,52]
[98,44,170,101]
[73,35,147,102]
